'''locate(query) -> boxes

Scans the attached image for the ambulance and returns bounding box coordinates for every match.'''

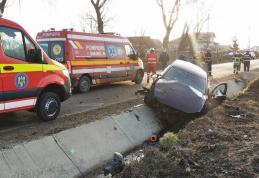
[36,29,144,93]
[0,18,71,121]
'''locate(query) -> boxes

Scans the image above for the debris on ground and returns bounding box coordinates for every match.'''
[117,78,259,178]
[104,152,125,177]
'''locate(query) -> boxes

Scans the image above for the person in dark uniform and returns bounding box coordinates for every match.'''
[159,49,170,70]
[205,48,212,76]
[243,51,251,72]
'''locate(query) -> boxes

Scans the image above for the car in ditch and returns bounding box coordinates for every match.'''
[143,60,228,114]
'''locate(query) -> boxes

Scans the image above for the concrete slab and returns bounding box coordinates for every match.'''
[0,137,79,178]
[54,105,160,174]
[0,106,160,177]
[112,106,161,144]
[53,118,134,173]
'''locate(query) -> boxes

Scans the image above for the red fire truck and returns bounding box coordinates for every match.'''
[0,18,71,121]
[36,29,144,93]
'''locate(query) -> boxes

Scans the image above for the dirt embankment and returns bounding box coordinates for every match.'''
[118,79,259,178]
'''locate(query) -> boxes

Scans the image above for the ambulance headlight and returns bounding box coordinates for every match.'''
[138,58,144,69]
[62,69,70,78]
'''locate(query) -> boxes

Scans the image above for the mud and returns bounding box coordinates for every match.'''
[117,78,259,178]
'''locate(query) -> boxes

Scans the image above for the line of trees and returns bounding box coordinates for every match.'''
[1,0,209,51]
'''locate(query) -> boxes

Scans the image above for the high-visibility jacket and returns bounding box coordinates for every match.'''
[146,52,158,64]
[233,57,241,65]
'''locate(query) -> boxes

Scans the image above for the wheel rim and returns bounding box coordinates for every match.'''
[80,78,89,92]
[44,98,58,117]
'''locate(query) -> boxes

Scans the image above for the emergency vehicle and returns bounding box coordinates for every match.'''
[36,29,144,93]
[0,18,71,121]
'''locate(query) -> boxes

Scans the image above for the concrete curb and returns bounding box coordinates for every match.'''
[0,105,161,178]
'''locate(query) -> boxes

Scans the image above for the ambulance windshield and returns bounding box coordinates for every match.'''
[39,41,65,63]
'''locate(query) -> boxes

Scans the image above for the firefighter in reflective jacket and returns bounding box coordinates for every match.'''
[243,51,251,72]
[233,53,242,74]
[146,48,158,83]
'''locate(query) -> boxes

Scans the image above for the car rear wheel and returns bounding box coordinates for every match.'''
[144,87,156,106]
[79,76,91,93]
[37,92,61,121]
[134,70,144,84]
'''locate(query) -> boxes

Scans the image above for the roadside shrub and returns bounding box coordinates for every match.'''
[159,132,179,151]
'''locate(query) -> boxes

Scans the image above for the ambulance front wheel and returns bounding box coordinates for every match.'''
[37,92,61,121]
[134,70,144,84]
[79,76,91,93]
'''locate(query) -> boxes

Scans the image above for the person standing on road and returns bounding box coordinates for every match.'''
[205,48,212,76]
[159,49,170,70]
[243,51,251,72]
[146,48,158,83]
[233,53,242,75]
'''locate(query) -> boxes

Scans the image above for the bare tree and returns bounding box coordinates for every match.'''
[90,0,111,33]
[192,0,209,37]
[156,0,181,49]
[80,12,98,33]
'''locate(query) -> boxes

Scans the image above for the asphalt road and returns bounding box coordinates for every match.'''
[212,59,259,78]
[1,59,259,123]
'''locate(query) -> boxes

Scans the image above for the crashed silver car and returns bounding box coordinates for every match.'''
[144,60,227,114]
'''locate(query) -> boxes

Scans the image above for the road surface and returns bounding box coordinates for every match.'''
[213,59,259,78]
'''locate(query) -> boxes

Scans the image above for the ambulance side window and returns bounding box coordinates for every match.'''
[125,45,135,57]
[106,44,125,59]
[24,36,39,63]
[0,26,26,60]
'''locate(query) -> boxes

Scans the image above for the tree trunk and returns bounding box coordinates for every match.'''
[0,0,7,15]
[95,8,104,33]
[163,29,171,49]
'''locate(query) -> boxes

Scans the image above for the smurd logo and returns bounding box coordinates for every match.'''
[15,73,29,89]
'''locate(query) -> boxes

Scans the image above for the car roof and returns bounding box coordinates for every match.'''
[171,59,207,79]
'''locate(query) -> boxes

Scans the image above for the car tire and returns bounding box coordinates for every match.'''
[79,76,91,93]
[36,92,61,121]
[134,70,144,84]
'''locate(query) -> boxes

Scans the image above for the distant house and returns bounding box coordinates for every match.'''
[251,46,259,52]
[127,36,162,55]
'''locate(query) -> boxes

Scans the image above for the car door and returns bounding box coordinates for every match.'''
[105,43,126,82]
[210,83,228,102]
[0,26,43,111]
[125,44,137,77]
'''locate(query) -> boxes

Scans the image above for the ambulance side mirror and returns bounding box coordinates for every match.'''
[27,48,43,63]
[35,48,43,63]
[129,52,138,60]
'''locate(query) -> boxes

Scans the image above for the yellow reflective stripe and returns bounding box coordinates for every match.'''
[71,60,138,66]
[0,64,62,73]
[74,41,83,49]
[0,64,42,73]
[43,64,63,71]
